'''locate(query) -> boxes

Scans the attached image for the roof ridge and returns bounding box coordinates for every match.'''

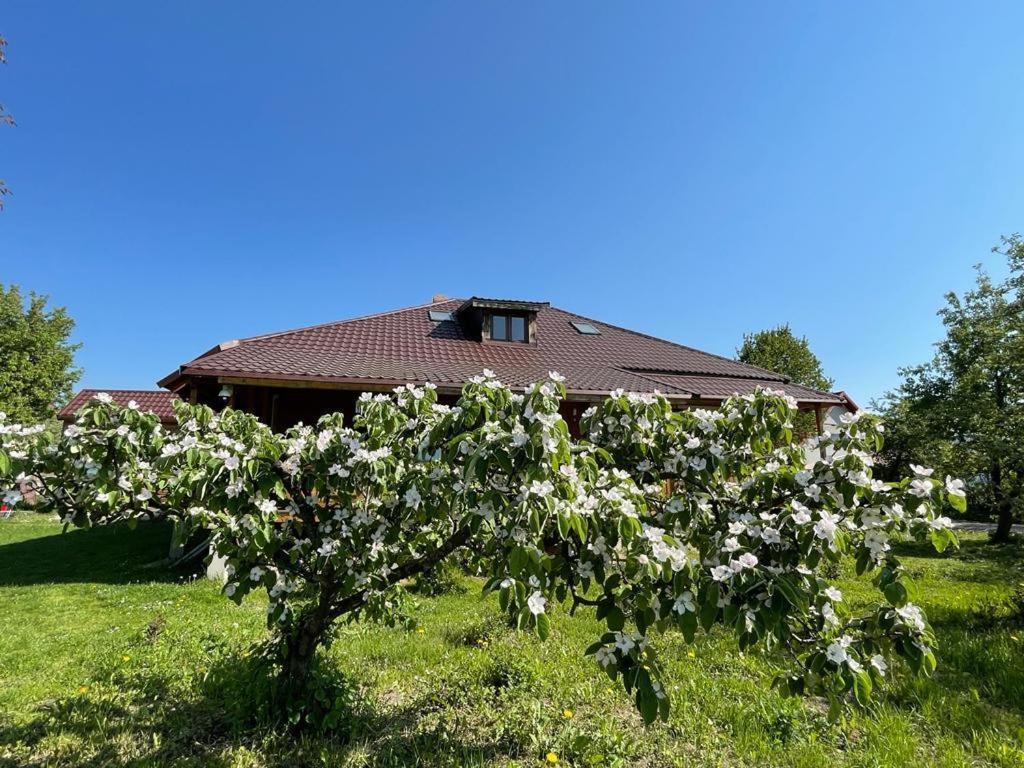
[237,298,464,345]
[546,304,790,382]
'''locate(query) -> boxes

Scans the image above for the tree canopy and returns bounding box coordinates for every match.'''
[737,325,834,392]
[0,284,81,421]
[1,375,961,727]
[877,234,1024,540]
[737,325,833,438]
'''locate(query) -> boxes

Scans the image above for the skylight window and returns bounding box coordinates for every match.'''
[428,310,454,322]
[571,321,600,335]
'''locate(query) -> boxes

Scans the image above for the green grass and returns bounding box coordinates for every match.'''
[1,514,1023,767]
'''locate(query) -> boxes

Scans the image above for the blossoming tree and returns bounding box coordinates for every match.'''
[0,372,964,724]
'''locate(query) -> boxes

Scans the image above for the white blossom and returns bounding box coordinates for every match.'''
[673,591,696,614]
[527,591,547,615]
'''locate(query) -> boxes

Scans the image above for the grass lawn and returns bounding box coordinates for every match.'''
[1,514,1023,767]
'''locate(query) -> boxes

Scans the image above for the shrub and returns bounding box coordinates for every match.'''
[0,374,963,726]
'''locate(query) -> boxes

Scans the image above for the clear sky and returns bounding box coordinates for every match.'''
[3,2,1023,404]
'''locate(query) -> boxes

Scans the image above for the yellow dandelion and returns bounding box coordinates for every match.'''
[416,627,426,634]
[545,752,558,763]
[121,655,131,662]
[687,650,696,658]
[77,685,89,694]
[562,708,573,719]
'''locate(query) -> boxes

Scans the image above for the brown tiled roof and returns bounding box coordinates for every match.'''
[59,389,179,424]
[159,299,844,406]
[635,373,841,404]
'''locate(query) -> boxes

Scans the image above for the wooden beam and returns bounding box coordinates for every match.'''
[215,375,461,395]
[815,406,828,459]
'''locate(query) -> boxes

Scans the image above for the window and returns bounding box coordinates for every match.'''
[492,314,507,340]
[490,314,528,342]
[571,321,600,335]
[428,310,453,322]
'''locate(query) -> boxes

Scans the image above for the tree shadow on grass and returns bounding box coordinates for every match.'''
[0,519,197,587]
[0,646,527,768]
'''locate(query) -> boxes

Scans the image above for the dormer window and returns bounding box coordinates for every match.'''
[491,313,528,343]
[454,297,549,345]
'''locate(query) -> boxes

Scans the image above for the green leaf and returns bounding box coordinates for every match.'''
[556,510,570,539]
[883,581,908,607]
[929,528,951,553]
[637,684,658,724]
[699,583,719,631]
[678,611,697,643]
[605,606,626,632]
[922,649,937,676]
[509,546,528,576]
[853,670,872,706]
[948,492,967,514]
[775,575,808,611]
[536,613,551,641]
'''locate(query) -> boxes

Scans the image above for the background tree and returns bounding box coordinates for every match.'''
[0,284,82,420]
[877,235,1024,541]
[737,324,834,438]
[0,34,14,209]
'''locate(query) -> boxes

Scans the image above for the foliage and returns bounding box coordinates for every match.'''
[737,324,834,438]
[877,235,1024,540]
[0,284,81,421]
[736,325,834,393]
[0,373,962,726]
[2,517,1022,767]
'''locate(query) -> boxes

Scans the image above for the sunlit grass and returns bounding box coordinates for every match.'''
[1,513,1022,767]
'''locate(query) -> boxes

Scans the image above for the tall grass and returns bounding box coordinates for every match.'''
[1,514,1022,767]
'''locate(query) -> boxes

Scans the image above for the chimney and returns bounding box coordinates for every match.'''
[432,294,448,303]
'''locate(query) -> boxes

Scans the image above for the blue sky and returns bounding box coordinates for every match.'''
[3,2,1023,403]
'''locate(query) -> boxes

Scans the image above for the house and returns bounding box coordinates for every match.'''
[59,389,180,427]
[151,296,851,435]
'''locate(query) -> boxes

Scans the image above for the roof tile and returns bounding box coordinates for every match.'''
[59,390,179,424]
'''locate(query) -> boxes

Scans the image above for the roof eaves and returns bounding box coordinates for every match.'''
[456,297,550,314]
[834,390,860,413]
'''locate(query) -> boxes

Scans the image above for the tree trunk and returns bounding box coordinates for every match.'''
[272,528,471,713]
[994,504,1014,542]
[277,598,333,705]
[991,458,1014,542]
